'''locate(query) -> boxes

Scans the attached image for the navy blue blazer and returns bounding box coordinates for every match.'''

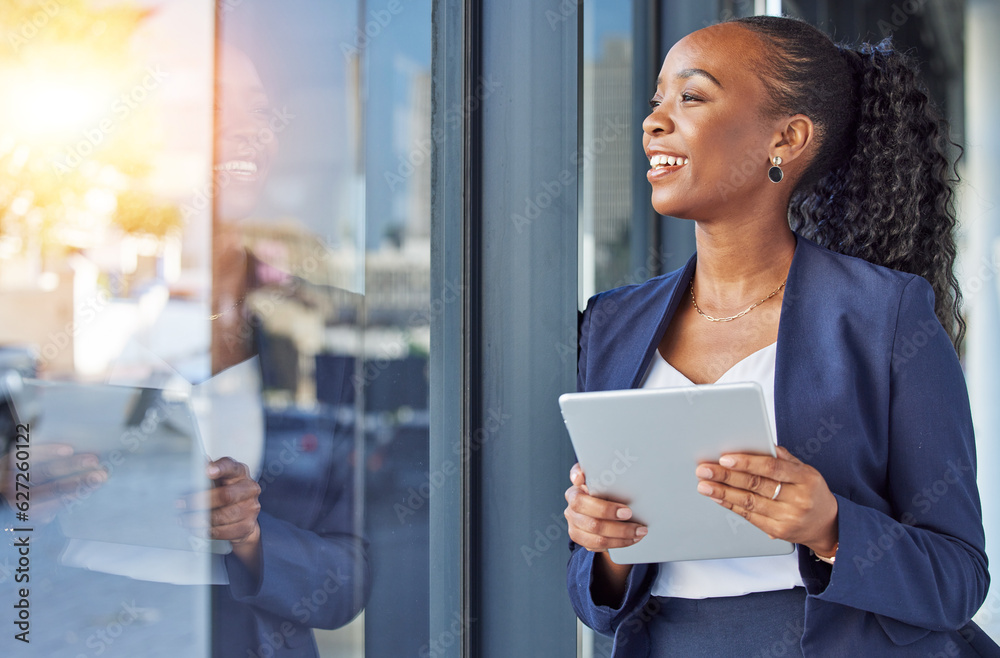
[214,401,371,657]
[567,236,999,656]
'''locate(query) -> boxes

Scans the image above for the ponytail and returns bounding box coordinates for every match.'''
[733,17,964,349]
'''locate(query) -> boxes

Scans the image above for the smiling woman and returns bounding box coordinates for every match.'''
[565,15,999,657]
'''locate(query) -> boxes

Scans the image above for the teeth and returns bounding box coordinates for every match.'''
[214,160,258,173]
[649,154,687,169]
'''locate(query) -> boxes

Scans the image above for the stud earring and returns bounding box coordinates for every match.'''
[768,156,783,183]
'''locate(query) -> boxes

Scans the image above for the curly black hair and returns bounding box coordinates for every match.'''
[731,15,964,350]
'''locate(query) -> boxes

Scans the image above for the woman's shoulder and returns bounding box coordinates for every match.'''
[795,236,919,288]
[790,237,945,350]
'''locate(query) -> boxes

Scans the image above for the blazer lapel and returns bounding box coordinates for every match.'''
[774,234,818,449]
[624,254,697,389]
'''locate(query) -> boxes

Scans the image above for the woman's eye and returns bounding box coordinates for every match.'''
[648,98,661,109]
[680,93,701,102]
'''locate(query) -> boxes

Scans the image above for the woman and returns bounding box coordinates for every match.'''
[565,16,999,656]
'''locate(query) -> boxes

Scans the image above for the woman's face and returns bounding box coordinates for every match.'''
[214,44,278,221]
[642,24,779,221]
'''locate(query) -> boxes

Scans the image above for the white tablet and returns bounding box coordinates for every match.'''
[559,382,793,564]
[10,378,232,554]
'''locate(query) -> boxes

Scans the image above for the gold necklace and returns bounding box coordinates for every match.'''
[690,279,786,322]
[209,294,246,321]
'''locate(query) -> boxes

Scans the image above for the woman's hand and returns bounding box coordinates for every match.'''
[565,462,646,605]
[0,443,107,524]
[179,457,262,575]
[564,462,647,552]
[695,446,838,557]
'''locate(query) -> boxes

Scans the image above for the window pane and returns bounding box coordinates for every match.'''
[0,1,434,656]
[580,1,634,308]
[0,1,216,655]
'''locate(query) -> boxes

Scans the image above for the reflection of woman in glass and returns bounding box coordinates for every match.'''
[565,17,997,656]
[210,43,279,372]
[192,43,369,657]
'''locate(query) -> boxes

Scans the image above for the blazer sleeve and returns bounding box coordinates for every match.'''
[567,546,656,636]
[567,296,657,636]
[225,455,372,630]
[806,276,989,643]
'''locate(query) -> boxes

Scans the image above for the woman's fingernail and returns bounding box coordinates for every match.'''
[616,508,632,520]
[719,456,736,467]
[697,481,714,495]
[695,465,713,478]
[207,465,220,477]
[635,526,648,537]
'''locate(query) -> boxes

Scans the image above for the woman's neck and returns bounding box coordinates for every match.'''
[691,217,796,308]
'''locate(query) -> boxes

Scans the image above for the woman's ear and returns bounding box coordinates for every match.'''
[772,114,815,165]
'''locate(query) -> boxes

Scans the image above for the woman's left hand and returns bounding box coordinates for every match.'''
[695,446,839,558]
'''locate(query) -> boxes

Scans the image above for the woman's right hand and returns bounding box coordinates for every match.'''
[564,462,647,551]
[564,462,646,605]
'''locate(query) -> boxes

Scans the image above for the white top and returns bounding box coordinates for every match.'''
[642,342,804,599]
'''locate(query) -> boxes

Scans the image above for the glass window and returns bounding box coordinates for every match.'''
[579,1,634,308]
[0,1,434,656]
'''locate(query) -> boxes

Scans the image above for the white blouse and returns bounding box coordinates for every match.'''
[642,342,804,599]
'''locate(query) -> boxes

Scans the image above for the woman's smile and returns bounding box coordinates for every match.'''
[646,151,689,182]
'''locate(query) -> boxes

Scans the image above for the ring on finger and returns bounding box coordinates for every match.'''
[771,482,782,500]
